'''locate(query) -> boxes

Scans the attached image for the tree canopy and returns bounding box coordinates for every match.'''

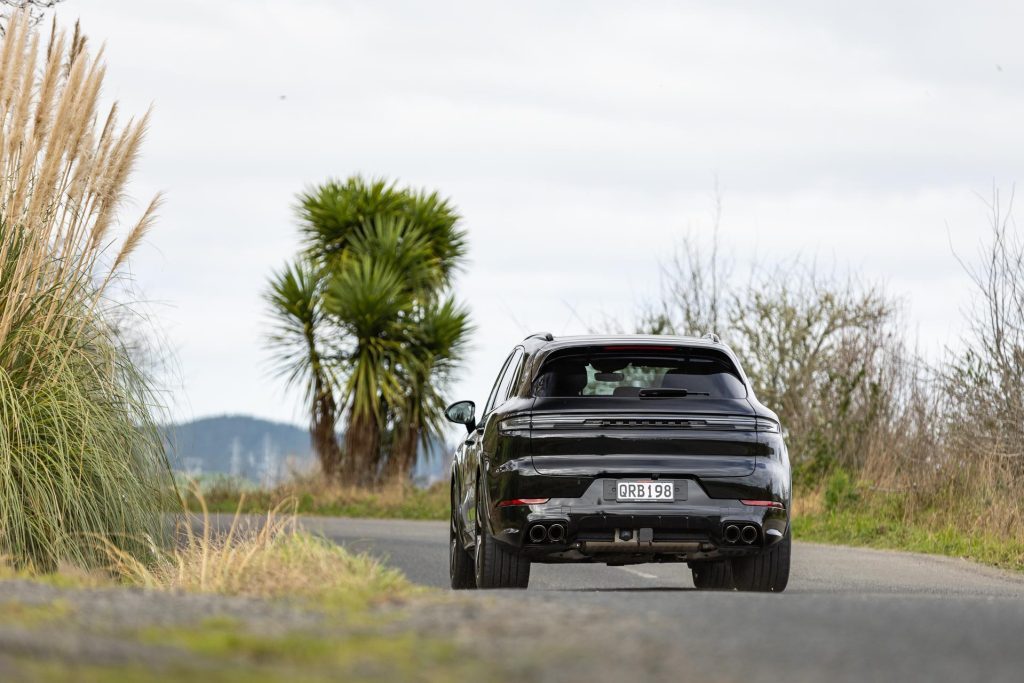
[267,176,472,486]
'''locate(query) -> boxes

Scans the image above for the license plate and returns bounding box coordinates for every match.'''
[616,480,674,502]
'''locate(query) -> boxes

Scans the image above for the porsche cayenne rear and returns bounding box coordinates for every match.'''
[447,333,791,592]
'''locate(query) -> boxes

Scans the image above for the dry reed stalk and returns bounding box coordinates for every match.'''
[0,10,156,353]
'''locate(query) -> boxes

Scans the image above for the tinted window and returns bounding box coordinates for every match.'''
[483,347,524,415]
[493,348,524,408]
[533,350,746,399]
[483,352,514,415]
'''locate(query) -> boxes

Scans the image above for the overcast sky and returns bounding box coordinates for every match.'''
[57,1,1024,426]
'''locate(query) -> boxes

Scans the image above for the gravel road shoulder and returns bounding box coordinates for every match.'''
[0,577,715,683]
[4,521,1024,683]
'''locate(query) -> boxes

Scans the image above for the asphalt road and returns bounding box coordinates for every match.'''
[299,516,1024,683]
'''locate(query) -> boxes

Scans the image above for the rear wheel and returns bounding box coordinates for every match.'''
[731,528,791,593]
[691,559,734,590]
[449,483,476,590]
[474,485,530,589]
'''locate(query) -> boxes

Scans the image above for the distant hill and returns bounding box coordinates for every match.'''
[164,415,452,486]
[164,415,316,485]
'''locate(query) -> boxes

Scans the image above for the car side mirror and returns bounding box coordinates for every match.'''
[444,400,477,433]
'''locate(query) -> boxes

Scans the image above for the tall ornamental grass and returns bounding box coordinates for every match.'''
[0,11,171,569]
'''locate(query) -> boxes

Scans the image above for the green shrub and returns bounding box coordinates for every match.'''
[823,469,859,512]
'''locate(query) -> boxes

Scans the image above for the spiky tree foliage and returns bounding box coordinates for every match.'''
[299,177,466,285]
[326,245,414,484]
[385,296,472,482]
[265,260,343,477]
[268,177,471,486]
[323,216,468,486]
[0,11,171,569]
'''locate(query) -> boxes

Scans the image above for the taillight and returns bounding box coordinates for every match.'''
[497,498,549,507]
[754,419,781,433]
[498,415,531,433]
[740,500,785,509]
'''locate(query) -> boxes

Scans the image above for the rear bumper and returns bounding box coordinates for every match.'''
[488,475,788,563]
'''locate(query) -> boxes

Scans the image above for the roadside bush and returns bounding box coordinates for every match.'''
[637,229,906,484]
[631,196,1024,569]
[941,192,1024,466]
[823,470,859,512]
[0,12,171,569]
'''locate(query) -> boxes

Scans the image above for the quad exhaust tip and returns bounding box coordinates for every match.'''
[527,523,567,544]
[723,524,760,545]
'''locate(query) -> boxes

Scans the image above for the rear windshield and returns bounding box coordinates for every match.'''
[533,349,746,399]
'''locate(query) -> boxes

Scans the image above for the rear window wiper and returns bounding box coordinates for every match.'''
[638,388,710,398]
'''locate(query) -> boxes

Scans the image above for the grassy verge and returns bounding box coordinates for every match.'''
[113,492,422,607]
[17,618,482,683]
[1,566,477,683]
[793,472,1024,572]
[194,476,448,521]
[0,500,479,681]
[0,491,420,606]
[794,506,1024,571]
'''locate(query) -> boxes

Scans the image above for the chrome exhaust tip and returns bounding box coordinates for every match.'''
[740,525,758,544]
[548,523,566,543]
[724,524,741,544]
[528,524,547,543]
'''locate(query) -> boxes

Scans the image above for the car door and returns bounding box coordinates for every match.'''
[462,347,524,536]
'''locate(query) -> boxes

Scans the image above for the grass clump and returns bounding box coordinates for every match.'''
[109,489,416,607]
[197,474,448,521]
[793,474,1024,572]
[0,11,170,570]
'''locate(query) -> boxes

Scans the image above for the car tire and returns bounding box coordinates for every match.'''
[731,528,791,593]
[474,485,530,589]
[450,483,476,590]
[690,559,734,590]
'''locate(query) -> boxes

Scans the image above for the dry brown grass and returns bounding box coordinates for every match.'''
[103,486,416,607]
[795,433,1024,570]
[790,488,824,518]
[199,472,448,521]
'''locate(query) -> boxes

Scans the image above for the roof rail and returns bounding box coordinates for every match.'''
[525,331,554,342]
[702,332,721,343]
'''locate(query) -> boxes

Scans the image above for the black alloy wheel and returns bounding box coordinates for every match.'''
[731,528,791,592]
[474,483,530,589]
[691,559,734,590]
[449,481,476,589]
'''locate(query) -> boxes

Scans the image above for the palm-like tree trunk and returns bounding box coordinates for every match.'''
[383,423,419,484]
[343,408,380,486]
[311,374,344,478]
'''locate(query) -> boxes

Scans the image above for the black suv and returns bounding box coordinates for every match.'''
[447,334,791,592]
